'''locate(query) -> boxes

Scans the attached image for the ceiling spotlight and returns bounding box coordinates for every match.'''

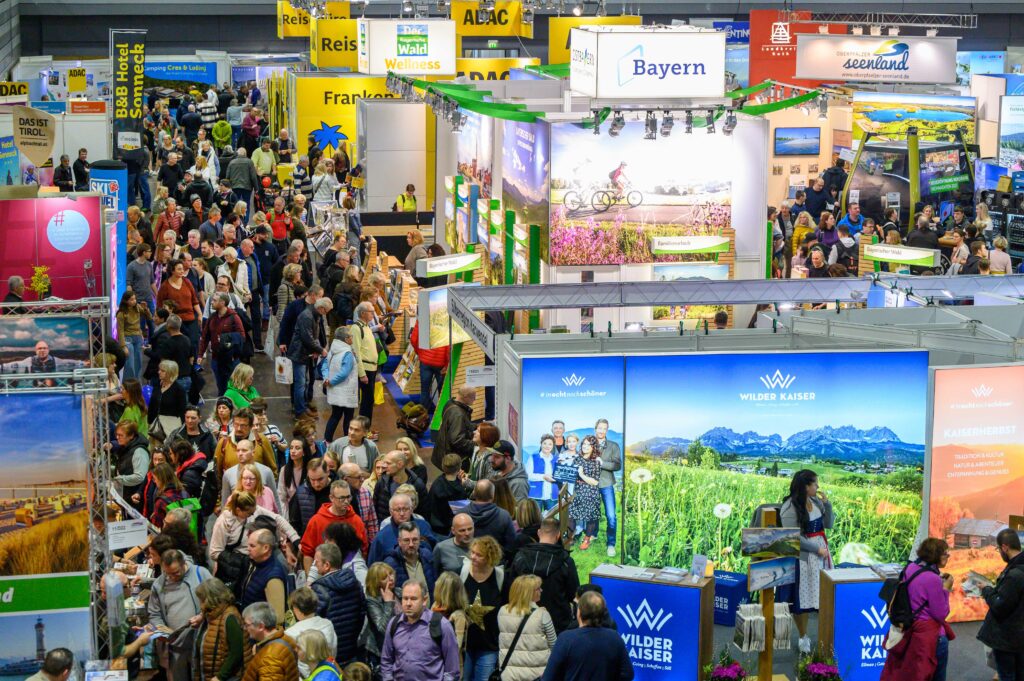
[480,0,496,8]
[402,0,413,12]
[705,110,716,134]
[684,110,693,134]
[522,7,534,23]
[869,25,882,36]
[817,95,829,121]
[723,110,737,136]
[572,1,583,16]
[595,0,606,16]
[887,27,900,36]
[592,110,601,135]
[451,112,467,133]
[926,28,939,37]
[477,8,490,23]
[608,111,624,137]
[644,111,656,140]
[660,112,674,137]
[851,25,863,35]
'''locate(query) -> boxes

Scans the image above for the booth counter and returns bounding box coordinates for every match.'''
[818,568,890,681]
[590,563,713,681]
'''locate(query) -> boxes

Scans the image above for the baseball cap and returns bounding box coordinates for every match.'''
[494,440,516,459]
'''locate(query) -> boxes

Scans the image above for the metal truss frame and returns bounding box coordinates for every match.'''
[807,12,977,29]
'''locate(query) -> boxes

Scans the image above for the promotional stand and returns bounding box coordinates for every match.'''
[591,564,713,681]
[818,569,889,681]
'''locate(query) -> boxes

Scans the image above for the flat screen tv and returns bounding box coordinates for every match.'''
[774,127,821,156]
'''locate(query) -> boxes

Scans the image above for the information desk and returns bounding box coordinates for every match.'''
[590,563,713,681]
[819,568,890,681]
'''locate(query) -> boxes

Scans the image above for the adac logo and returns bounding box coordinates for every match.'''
[561,373,586,387]
[861,604,889,630]
[617,599,673,631]
[971,384,994,398]
[760,370,796,390]
[874,40,909,57]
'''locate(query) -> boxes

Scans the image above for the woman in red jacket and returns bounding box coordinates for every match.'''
[409,321,449,416]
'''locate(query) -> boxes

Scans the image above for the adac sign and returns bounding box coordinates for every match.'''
[310,18,358,69]
[277,1,350,38]
[455,57,539,81]
[451,1,533,38]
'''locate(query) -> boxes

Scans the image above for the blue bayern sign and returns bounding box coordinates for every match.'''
[712,21,750,45]
[832,579,890,681]
[591,575,702,680]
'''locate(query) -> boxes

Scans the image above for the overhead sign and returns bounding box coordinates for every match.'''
[456,57,540,80]
[548,15,642,64]
[712,20,749,45]
[651,235,730,255]
[67,67,87,93]
[110,29,146,161]
[749,9,845,88]
[795,34,958,84]
[12,105,56,167]
[356,19,457,76]
[310,18,359,69]
[416,251,482,277]
[451,1,533,38]
[277,0,350,38]
[569,27,726,99]
[863,243,940,267]
[291,73,396,158]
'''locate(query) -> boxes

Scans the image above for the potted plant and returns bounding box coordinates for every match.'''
[797,648,842,681]
[29,265,51,300]
[703,648,747,681]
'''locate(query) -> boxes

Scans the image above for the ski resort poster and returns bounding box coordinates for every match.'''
[621,350,929,572]
[928,364,1024,622]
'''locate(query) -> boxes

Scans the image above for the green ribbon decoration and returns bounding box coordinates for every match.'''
[390,73,547,122]
[741,89,820,115]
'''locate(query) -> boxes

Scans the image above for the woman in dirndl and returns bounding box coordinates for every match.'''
[778,468,833,654]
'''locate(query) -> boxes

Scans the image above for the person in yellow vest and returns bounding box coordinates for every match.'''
[393,184,417,212]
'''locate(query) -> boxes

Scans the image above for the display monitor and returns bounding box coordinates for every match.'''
[773,127,820,156]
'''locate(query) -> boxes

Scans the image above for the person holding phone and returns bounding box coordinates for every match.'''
[779,469,833,654]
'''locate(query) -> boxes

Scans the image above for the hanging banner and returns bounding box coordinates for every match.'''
[712,20,750,45]
[66,67,87,93]
[292,74,396,158]
[357,19,458,76]
[456,57,540,80]
[12,106,56,167]
[110,29,146,161]
[278,0,351,38]
[0,136,19,186]
[569,27,726,99]
[451,1,533,38]
[795,34,958,84]
[90,161,128,337]
[310,18,359,69]
[749,9,845,88]
[548,15,642,64]
[0,81,28,98]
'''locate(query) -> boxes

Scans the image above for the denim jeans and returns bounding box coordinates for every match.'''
[231,124,242,149]
[235,188,252,212]
[211,357,236,396]
[181,319,200,359]
[419,363,444,414]
[138,172,152,210]
[261,283,271,319]
[932,634,948,681]
[599,485,617,547]
[463,650,497,681]
[123,334,144,380]
[176,376,192,398]
[994,649,1024,681]
[292,358,309,415]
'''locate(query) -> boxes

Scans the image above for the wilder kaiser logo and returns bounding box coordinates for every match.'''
[617,599,673,631]
[971,384,994,398]
[861,605,888,630]
[760,370,796,390]
[561,373,586,387]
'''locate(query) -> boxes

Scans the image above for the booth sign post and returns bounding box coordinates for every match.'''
[758,507,780,681]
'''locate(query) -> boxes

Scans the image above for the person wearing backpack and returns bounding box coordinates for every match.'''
[880,538,954,681]
[778,469,833,654]
[827,224,858,270]
[978,529,1024,681]
[380,580,460,681]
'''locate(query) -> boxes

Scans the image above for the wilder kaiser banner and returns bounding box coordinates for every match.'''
[109,29,147,161]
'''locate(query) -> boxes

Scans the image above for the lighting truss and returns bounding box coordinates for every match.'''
[807,12,977,29]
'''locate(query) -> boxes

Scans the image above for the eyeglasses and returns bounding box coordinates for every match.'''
[331,494,352,502]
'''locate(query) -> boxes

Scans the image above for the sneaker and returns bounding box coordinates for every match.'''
[799,636,811,654]
[580,536,592,551]
[606,546,616,557]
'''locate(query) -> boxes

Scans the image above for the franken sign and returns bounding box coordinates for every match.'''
[323,89,396,105]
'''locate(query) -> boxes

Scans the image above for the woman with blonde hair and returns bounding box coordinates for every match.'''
[208,491,298,564]
[990,235,1013,274]
[975,202,994,241]
[234,462,278,513]
[217,247,251,303]
[791,211,816,256]
[296,630,341,681]
[395,437,428,481]
[276,262,303,321]
[360,562,397,670]
[224,362,260,409]
[232,200,248,225]
[312,159,341,209]
[462,535,507,680]
[496,574,557,681]
[366,457,387,490]
[432,571,470,675]
[193,577,251,681]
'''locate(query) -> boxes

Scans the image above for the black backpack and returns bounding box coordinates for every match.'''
[389,613,443,649]
[832,240,857,269]
[198,458,220,516]
[879,562,938,630]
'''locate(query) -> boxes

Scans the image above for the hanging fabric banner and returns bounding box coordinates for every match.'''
[109,29,147,162]
[12,105,56,167]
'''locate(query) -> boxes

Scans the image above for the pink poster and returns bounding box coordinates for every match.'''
[0,196,103,301]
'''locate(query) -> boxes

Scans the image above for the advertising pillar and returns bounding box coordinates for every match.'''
[109,29,147,163]
[90,161,128,338]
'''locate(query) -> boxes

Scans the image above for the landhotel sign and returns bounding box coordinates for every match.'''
[416,252,482,277]
[651,235,729,255]
[795,34,958,84]
[864,243,941,267]
[569,26,726,99]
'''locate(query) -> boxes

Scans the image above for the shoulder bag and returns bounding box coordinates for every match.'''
[488,611,530,681]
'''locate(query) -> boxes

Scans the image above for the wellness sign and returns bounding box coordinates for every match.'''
[795,34,957,84]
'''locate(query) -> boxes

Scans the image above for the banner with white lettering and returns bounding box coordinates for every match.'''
[109,29,147,162]
[12,105,56,167]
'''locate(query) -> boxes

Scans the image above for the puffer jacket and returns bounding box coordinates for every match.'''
[431,398,474,469]
[194,604,251,681]
[384,545,437,596]
[497,605,555,681]
[312,568,366,664]
[509,542,579,633]
[240,629,299,681]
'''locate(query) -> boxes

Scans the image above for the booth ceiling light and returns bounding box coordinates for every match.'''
[608,111,625,137]
[705,110,716,134]
[480,0,495,8]
[927,28,939,36]
[887,26,900,35]
[684,110,693,134]
[851,25,864,35]
[817,95,829,121]
[818,24,828,34]
[806,12,975,30]
[451,113,467,133]
[869,25,882,36]
[402,0,414,12]
[643,110,657,140]
[522,7,534,23]
[595,0,607,16]
[572,1,583,16]
[477,8,491,23]
[660,112,674,137]
[723,110,737,136]
[593,110,601,135]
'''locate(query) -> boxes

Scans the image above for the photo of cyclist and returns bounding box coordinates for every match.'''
[609,162,629,199]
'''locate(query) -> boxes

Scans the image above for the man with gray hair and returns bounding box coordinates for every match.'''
[242,601,300,681]
[380,580,460,681]
[311,541,366,665]
[350,301,382,424]
[287,293,331,418]
[198,205,223,244]
[225,145,259,210]
[323,326,365,442]
[3,275,25,312]
[199,290,246,394]
[293,154,313,202]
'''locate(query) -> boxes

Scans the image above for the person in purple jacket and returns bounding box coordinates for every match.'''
[380,580,460,681]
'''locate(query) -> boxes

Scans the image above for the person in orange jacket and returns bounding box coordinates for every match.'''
[300,479,368,572]
[409,321,449,415]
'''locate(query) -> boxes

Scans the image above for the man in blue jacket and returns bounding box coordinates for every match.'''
[286,297,331,418]
[311,542,366,665]
[837,201,865,238]
[384,522,437,597]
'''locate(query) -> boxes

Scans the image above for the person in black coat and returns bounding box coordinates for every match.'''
[167,439,206,499]
[509,518,580,633]
[978,529,1024,677]
[310,543,367,666]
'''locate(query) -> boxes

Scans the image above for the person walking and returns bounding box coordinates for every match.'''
[323,326,360,442]
[509,518,579,633]
[496,575,556,681]
[431,386,476,470]
[295,630,341,681]
[349,302,381,426]
[461,536,506,681]
[193,577,251,681]
[241,602,300,681]
[379,580,460,681]
[978,529,1024,681]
